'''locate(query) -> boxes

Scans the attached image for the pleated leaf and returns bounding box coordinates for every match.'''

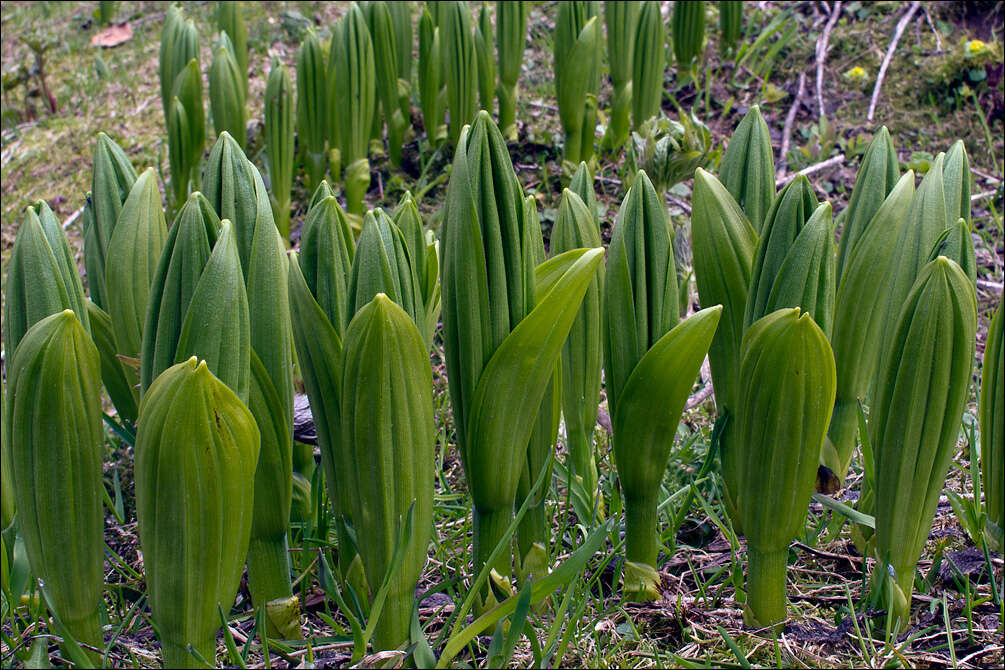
[105,167,167,365]
[835,127,899,280]
[691,168,757,414]
[631,1,664,129]
[603,169,678,420]
[871,257,976,627]
[719,105,775,232]
[6,310,105,650]
[141,192,221,393]
[87,132,137,308]
[981,303,1004,547]
[135,356,259,667]
[340,294,434,651]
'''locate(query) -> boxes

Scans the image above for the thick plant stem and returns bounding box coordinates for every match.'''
[889,562,915,631]
[473,506,513,609]
[304,152,326,193]
[162,638,214,669]
[498,86,518,140]
[564,131,582,168]
[624,492,661,601]
[516,501,549,584]
[64,609,103,665]
[823,398,858,486]
[604,83,632,149]
[246,535,299,638]
[345,158,371,218]
[567,427,602,522]
[744,546,788,629]
[373,584,411,654]
[270,194,291,244]
[580,95,597,163]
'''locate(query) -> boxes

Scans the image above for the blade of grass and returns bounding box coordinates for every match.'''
[717,625,752,669]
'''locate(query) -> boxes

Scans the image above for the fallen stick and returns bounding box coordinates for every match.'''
[867,1,922,123]
[815,1,843,117]
[776,153,846,187]
[778,71,808,179]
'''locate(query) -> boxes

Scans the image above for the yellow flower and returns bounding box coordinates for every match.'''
[965,39,987,57]
[844,66,867,81]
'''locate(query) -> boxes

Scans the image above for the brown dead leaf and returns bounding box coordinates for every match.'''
[91,23,132,49]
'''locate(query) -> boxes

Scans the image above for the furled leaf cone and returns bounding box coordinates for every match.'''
[340,294,434,652]
[265,60,294,242]
[209,33,247,150]
[719,0,743,58]
[834,127,900,282]
[441,114,604,609]
[418,9,444,145]
[691,168,757,527]
[159,6,199,125]
[4,203,99,527]
[365,1,406,167]
[615,305,722,602]
[142,205,250,401]
[555,4,600,165]
[4,204,91,364]
[870,257,976,632]
[672,0,706,81]
[981,303,1004,551]
[515,196,563,591]
[441,108,532,603]
[551,180,606,524]
[718,106,775,232]
[86,132,138,310]
[601,0,639,149]
[604,168,721,602]
[6,310,105,659]
[296,28,328,192]
[728,308,836,628]
[441,1,477,146]
[136,357,261,668]
[288,190,365,591]
[216,1,248,97]
[632,1,664,130]
[392,192,441,350]
[330,3,376,211]
[201,132,297,634]
[743,175,833,336]
[825,172,914,486]
[872,153,952,399]
[105,167,168,398]
[170,58,207,202]
[346,209,426,341]
[497,1,530,141]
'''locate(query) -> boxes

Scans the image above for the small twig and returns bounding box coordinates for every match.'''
[972,189,1000,202]
[776,154,846,187]
[921,5,943,54]
[977,279,1004,295]
[667,193,692,214]
[815,1,842,117]
[62,205,85,230]
[685,357,714,411]
[971,167,1002,183]
[867,1,922,123]
[779,72,808,178]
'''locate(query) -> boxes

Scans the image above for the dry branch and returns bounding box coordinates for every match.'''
[868,1,922,123]
[779,71,808,178]
[815,1,842,117]
[776,154,846,187]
